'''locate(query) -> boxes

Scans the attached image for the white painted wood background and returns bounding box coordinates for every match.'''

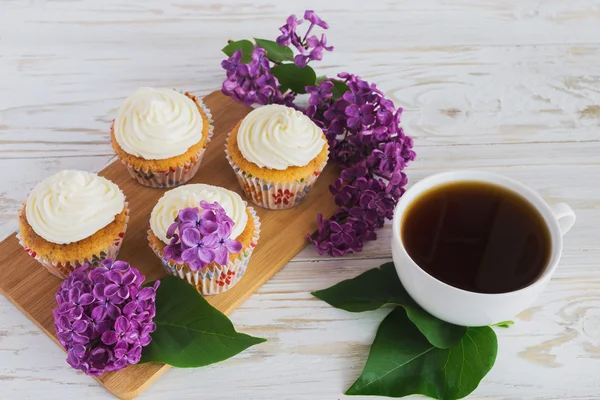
[1,0,600,398]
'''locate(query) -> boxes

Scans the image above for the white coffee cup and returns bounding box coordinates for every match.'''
[391,170,575,326]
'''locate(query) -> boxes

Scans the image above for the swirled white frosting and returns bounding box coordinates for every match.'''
[25,170,126,244]
[237,104,326,170]
[150,184,248,244]
[114,87,204,160]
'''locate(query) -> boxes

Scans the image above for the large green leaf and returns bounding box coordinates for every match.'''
[312,263,466,349]
[140,276,266,367]
[271,63,316,94]
[404,307,467,350]
[222,39,254,63]
[312,263,417,312]
[346,308,498,399]
[254,38,294,63]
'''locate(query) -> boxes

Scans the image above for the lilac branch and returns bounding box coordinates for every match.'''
[220,11,416,256]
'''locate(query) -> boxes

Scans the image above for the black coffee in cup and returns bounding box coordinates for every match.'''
[401,181,552,294]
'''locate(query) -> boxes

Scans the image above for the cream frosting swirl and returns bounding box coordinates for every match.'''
[237,104,326,170]
[25,170,125,244]
[150,184,248,244]
[114,87,204,160]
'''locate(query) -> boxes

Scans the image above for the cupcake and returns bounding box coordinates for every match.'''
[17,170,129,279]
[148,184,260,295]
[111,87,214,188]
[226,104,328,209]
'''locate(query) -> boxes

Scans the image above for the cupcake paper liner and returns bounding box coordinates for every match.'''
[17,202,130,280]
[225,136,328,210]
[119,100,214,189]
[148,205,261,295]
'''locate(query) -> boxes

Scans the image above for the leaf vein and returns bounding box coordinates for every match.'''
[359,346,435,390]
[154,320,241,340]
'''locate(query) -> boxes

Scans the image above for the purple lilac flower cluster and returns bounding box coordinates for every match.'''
[306,73,416,255]
[53,259,159,376]
[276,10,333,67]
[220,10,416,256]
[221,47,293,107]
[164,201,243,270]
[221,10,332,106]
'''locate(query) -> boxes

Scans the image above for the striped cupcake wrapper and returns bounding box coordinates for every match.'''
[148,205,260,295]
[225,136,328,210]
[17,202,130,280]
[120,100,214,189]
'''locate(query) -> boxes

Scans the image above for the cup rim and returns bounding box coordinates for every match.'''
[392,170,563,297]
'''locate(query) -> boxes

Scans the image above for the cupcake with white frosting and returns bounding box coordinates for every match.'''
[226,104,328,209]
[17,170,129,279]
[147,184,260,295]
[111,87,214,188]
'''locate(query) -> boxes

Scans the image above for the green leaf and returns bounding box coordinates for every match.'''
[254,38,294,63]
[315,75,328,84]
[140,276,266,367]
[312,263,417,312]
[312,262,466,349]
[331,80,349,100]
[222,39,254,63]
[403,307,466,349]
[346,308,498,399]
[490,320,515,328]
[271,63,316,94]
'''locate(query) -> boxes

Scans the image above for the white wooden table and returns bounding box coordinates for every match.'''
[2,1,600,399]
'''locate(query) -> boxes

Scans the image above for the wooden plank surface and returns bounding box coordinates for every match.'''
[1,0,600,399]
[0,90,338,399]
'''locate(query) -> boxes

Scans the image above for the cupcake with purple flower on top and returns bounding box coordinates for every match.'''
[148,184,260,295]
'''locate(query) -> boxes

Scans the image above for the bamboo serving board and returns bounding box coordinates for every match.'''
[0,91,338,399]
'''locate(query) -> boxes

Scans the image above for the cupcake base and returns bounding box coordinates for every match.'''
[148,206,261,295]
[226,147,327,210]
[122,152,206,189]
[17,203,130,279]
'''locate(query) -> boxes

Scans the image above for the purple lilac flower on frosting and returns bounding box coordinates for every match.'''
[53,259,159,376]
[164,201,243,271]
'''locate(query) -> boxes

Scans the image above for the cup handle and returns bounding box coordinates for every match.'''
[550,202,576,235]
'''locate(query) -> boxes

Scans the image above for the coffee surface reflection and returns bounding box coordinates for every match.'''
[401,181,552,294]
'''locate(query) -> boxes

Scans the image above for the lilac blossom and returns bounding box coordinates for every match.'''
[221,48,293,106]
[220,11,416,256]
[223,10,332,106]
[53,260,159,376]
[276,14,302,47]
[164,201,242,271]
[213,223,243,266]
[306,80,333,107]
[286,11,333,67]
[305,73,415,255]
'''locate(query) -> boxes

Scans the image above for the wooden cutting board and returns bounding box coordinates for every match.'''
[0,91,338,399]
